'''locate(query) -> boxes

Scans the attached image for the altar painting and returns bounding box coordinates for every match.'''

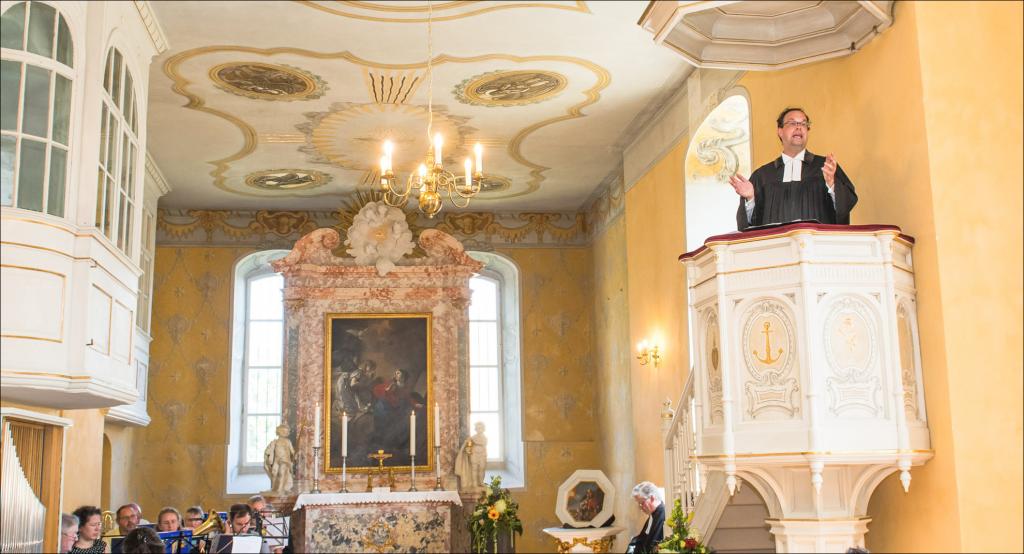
[324,313,432,472]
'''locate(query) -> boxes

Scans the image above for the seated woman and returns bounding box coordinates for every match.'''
[69,506,105,554]
[157,507,182,532]
[122,527,165,554]
[627,482,665,554]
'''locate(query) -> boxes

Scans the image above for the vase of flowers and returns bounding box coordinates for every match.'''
[659,498,713,554]
[468,475,523,553]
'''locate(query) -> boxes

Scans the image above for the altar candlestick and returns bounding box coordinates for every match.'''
[410,410,416,456]
[341,411,348,457]
[434,402,441,444]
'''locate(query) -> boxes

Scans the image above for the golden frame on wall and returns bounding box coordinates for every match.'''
[323,313,433,474]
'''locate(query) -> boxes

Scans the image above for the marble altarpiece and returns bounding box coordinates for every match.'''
[268,219,483,552]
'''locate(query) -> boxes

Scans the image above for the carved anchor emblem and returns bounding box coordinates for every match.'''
[753,321,783,365]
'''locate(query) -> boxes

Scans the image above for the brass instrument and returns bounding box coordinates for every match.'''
[191,508,226,536]
[101,510,120,538]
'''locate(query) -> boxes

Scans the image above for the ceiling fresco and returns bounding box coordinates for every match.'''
[147,1,696,211]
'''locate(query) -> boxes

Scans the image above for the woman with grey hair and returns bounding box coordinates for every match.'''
[627,481,665,554]
[60,513,79,554]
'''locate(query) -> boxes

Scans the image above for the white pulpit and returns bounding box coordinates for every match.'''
[676,223,933,552]
[291,491,462,553]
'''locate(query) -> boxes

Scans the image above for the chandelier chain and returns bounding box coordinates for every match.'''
[426,0,433,142]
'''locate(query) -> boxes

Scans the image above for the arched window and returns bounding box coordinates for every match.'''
[227,250,287,493]
[684,93,752,251]
[467,252,524,487]
[96,47,139,254]
[0,1,74,216]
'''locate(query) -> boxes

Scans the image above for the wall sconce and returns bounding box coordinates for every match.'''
[636,340,661,367]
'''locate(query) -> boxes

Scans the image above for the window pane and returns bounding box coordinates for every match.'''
[111,50,122,108]
[51,74,70,145]
[0,60,20,131]
[0,2,26,50]
[470,321,498,366]
[103,50,112,92]
[468,412,501,460]
[98,103,108,166]
[124,199,134,252]
[94,170,104,227]
[248,321,283,366]
[127,142,136,199]
[16,138,44,211]
[26,1,55,58]
[245,415,280,465]
[46,145,64,216]
[470,365,499,412]
[106,113,117,169]
[250,275,283,320]
[103,176,115,237]
[469,277,498,320]
[1,135,14,205]
[122,70,133,118]
[21,65,50,138]
[246,367,282,414]
[55,16,71,67]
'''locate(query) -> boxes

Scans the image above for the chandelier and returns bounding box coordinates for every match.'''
[378,1,483,218]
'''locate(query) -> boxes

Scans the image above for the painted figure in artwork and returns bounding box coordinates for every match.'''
[455,421,488,493]
[264,424,295,494]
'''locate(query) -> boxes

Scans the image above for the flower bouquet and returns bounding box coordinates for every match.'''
[468,475,524,553]
[659,498,712,554]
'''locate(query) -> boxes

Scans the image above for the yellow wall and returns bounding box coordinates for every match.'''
[624,140,691,485]
[910,2,1023,550]
[591,214,638,540]
[735,2,1022,550]
[136,245,599,552]
[495,247,600,553]
[131,246,257,517]
[59,409,107,510]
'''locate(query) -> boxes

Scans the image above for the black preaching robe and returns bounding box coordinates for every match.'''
[627,503,665,554]
[736,149,857,231]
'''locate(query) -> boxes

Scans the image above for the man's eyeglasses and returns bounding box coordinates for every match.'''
[783,120,810,129]
[186,517,204,523]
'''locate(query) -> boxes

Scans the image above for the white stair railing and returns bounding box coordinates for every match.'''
[662,370,704,514]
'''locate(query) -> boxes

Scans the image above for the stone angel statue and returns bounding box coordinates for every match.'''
[454,421,488,494]
[264,424,295,494]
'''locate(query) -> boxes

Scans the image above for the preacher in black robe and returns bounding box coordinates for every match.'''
[627,500,665,554]
[736,149,858,231]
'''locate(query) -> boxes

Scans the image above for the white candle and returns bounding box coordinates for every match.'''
[474,143,483,174]
[410,410,416,456]
[341,411,348,457]
[379,156,387,175]
[314,403,321,447]
[434,133,443,166]
[464,159,472,188]
[383,140,393,171]
[434,402,441,444]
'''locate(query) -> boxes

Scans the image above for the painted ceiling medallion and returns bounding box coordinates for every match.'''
[454,70,567,107]
[210,62,327,101]
[477,174,511,193]
[245,169,331,190]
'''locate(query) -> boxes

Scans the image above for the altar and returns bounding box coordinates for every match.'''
[290,491,463,553]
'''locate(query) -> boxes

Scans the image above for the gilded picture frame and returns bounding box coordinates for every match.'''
[323,313,433,473]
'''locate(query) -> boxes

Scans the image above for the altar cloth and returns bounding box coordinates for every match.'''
[293,490,462,509]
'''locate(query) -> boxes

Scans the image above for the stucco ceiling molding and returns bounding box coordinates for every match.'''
[161,47,610,199]
[638,1,895,71]
[296,0,591,23]
[133,0,170,55]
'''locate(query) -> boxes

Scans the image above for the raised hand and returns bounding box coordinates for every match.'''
[822,153,837,188]
[728,173,754,200]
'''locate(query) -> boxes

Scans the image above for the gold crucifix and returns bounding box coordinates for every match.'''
[753,321,783,365]
[366,449,393,490]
